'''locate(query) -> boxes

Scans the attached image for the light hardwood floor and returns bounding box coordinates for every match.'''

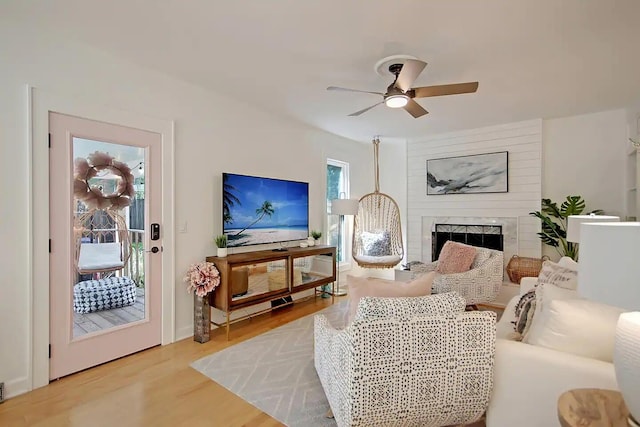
[1,295,491,427]
[0,296,338,427]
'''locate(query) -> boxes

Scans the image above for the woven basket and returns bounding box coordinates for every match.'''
[506,255,550,284]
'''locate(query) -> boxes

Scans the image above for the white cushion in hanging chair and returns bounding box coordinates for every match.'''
[353,254,403,266]
[78,242,124,272]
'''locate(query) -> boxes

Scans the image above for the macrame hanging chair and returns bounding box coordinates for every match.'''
[352,137,404,268]
[74,208,132,275]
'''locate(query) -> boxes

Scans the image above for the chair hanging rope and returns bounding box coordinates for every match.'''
[373,137,380,193]
[352,137,404,269]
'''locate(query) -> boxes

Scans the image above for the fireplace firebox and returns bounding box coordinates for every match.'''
[432,224,503,261]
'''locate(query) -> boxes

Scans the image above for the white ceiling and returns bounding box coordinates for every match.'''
[5,0,640,143]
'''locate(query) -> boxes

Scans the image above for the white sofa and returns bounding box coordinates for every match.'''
[487,257,619,427]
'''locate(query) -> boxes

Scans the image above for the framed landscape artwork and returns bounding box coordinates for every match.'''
[427,151,509,195]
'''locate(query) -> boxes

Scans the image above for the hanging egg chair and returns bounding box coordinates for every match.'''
[74,208,132,275]
[352,138,404,268]
[72,151,135,275]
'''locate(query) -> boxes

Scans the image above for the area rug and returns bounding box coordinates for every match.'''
[191,301,349,427]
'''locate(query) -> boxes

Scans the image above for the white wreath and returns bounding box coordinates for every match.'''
[73,151,135,210]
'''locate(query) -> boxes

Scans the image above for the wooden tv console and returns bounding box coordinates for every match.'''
[207,245,336,339]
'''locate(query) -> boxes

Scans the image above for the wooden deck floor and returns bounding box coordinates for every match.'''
[73,287,145,338]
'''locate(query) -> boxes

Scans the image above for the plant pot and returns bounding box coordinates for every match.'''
[217,247,228,257]
[193,293,211,343]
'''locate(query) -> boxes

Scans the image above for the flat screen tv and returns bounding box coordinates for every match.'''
[222,173,309,248]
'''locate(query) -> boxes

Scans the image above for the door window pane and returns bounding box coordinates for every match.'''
[326,159,351,264]
[72,137,146,339]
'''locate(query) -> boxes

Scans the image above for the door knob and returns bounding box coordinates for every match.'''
[146,246,160,253]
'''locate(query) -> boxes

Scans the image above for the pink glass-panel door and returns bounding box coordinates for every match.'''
[49,112,162,380]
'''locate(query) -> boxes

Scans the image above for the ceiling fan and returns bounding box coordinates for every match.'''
[327,59,478,118]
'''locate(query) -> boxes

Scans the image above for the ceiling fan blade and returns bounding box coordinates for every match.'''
[412,82,479,98]
[348,102,384,117]
[403,99,429,118]
[394,59,427,92]
[327,86,384,96]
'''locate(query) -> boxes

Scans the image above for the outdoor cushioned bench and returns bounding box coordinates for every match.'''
[73,276,137,314]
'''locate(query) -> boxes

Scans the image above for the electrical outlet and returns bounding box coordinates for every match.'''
[0,381,4,403]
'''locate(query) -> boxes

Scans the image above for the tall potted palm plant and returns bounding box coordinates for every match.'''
[529,195,602,260]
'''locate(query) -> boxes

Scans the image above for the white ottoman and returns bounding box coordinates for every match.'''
[73,276,137,314]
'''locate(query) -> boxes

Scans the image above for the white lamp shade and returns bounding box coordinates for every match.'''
[614,312,640,424]
[331,198,359,216]
[566,214,620,243]
[578,222,640,311]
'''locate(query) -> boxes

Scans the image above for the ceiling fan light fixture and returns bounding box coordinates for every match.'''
[385,94,409,108]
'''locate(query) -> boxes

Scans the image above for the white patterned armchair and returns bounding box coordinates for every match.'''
[410,246,504,305]
[314,293,496,427]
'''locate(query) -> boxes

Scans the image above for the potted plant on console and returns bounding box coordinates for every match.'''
[215,234,228,257]
[311,230,322,244]
[184,261,220,343]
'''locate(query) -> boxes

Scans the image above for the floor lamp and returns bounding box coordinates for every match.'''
[330,197,359,296]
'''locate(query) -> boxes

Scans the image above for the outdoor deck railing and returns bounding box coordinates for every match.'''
[123,229,145,287]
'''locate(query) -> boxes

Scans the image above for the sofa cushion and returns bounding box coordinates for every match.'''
[512,289,536,338]
[537,259,578,290]
[347,272,435,323]
[557,256,579,271]
[527,298,626,362]
[523,283,579,343]
[436,241,477,274]
[354,291,465,322]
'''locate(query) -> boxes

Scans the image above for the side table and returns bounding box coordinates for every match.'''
[558,388,632,427]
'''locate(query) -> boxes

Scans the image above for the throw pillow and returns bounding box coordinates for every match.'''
[527,298,626,362]
[436,241,477,274]
[537,260,578,290]
[346,272,435,323]
[354,291,466,322]
[360,230,392,256]
[522,283,579,343]
[512,289,536,336]
[557,256,579,271]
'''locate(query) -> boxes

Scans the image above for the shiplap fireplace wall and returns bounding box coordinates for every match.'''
[406,119,543,273]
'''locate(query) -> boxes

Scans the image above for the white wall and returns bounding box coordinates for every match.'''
[403,110,629,266]
[406,120,543,263]
[0,22,369,397]
[624,100,640,220]
[542,109,627,219]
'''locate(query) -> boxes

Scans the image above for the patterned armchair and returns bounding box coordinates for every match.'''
[410,246,504,305]
[314,293,496,427]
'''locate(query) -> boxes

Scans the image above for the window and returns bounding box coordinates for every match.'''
[327,159,352,265]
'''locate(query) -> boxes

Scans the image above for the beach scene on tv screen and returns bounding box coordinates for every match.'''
[223,174,309,247]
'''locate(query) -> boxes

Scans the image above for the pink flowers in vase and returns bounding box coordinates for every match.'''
[184,261,221,297]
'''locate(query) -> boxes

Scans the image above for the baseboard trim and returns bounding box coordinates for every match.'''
[3,375,30,400]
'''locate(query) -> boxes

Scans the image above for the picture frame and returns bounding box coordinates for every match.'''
[426,151,509,195]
